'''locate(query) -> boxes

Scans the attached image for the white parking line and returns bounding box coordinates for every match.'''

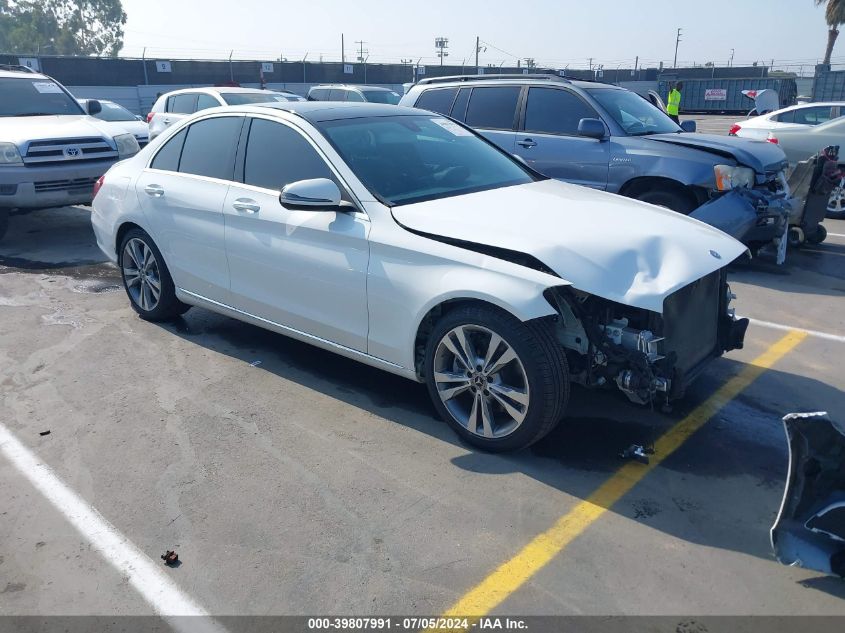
[745,317,845,343]
[828,232,845,238]
[0,422,227,633]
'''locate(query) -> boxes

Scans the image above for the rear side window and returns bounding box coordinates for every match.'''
[169,93,197,114]
[774,110,794,123]
[524,88,598,135]
[242,118,337,192]
[178,116,243,180]
[793,106,834,125]
[196,94,219,111]
[414,88,458,115]
[464,86,520,130]
[150,128,187,171]
[346,91,365,102]
[309,88,329,101]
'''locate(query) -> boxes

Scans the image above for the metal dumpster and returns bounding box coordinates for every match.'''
[659,77,798,114]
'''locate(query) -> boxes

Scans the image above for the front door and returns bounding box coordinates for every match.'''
[223,117,370,352]
[514,87,610,189]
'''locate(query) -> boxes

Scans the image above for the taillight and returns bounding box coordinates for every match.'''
[146,112,154,123]
[728,124,741,136]
[766,134,778,144]
[93,175,105,199]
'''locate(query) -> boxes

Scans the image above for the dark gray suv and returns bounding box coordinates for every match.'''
[400,74,789,215]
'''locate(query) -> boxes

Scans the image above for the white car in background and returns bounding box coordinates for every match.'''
[765,116,845,165]
[147,87,305,139]
[90,102,748,452]
[78,98,150,148]
[729,102,844,140]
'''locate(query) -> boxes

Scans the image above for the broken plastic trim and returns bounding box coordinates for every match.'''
[396,222,560,277]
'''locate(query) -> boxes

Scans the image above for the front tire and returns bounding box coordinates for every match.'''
[632,188,697,214]
[119,228,189,321]
[424,305,569,452]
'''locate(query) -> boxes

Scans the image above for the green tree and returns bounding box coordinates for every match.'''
[0,0,126,57]
[816,0,845,65]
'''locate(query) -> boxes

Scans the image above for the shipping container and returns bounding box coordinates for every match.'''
[812,70,845,102]
[658,77,797,114]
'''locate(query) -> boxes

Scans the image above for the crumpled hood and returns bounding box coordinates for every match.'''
[0,115,115,147]
[646,132,788,173]
[392,179,746,313]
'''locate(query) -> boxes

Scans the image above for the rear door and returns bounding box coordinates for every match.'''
[458,85,521,154]
[514,87,609,189]
[151,92,197,138]
[135,115,244,303]
[222,116,370,351]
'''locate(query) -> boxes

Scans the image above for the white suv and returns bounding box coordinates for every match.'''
[147,87,305,140]
[0,66,140,239]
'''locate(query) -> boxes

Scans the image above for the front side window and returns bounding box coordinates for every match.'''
[196,94,220,111]
[318,114,537,206]
[414,88,458,115]
[345,91,366,102]
[0,77,84,117]
[169,93,198,114]
[328,89,348,102]
[793,106,835,125]
[178,117,243,180]
[150,128,187,171]
[588,88,681,135]
[242,118,336,191]
[464,86,520,130]
[92,101,137,122]
[362,90,401,105]
[524,88,600,136]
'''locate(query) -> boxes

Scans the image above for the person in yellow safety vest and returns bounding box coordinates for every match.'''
[667,82,683,124]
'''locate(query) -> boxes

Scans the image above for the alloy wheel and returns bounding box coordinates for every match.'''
[433,324,530,439]
[122,237,162,312]
[827,180,845,215]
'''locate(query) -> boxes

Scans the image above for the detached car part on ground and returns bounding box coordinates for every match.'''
[91,102,748,452]
[400,75,792,257]
[0,66,141,240]
[772,412,845,578]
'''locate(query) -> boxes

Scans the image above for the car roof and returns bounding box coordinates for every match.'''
[159,86,289,97]
[216,101,424,122]
[309,84,396,92]
[0,68,50,80]
[411,74,620,91]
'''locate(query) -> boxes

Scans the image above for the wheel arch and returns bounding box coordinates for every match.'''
[618,176,707,208]
[115,221,145,259]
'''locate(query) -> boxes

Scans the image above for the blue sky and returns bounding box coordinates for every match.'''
[120,0,830,71]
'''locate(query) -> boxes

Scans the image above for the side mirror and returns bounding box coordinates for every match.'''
[86,99,102,115]
[680,120,697,133]
[279,178,342,210]
[578,118,606,140]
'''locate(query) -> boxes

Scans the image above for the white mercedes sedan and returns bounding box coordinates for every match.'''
[91,102,749,451]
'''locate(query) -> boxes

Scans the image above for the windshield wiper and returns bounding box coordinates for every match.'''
[628,130,661,136]
[10,112,61,117]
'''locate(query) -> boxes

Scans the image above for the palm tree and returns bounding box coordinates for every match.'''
[817,0,845,64]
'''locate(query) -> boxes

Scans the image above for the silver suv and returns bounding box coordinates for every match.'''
[400,74,788,213]
[0,66,140,239]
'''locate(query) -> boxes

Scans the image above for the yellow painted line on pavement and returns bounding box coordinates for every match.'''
[440,330,807,619]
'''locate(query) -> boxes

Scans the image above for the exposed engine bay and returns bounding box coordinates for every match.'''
[545,269,749,406]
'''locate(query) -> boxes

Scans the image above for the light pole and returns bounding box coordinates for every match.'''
[435,37,449,66]
[673,28,682,69]
[729,48,735,67]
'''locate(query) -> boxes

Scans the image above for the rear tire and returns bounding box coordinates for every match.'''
[424,305,569,452]
[632,188,697,214]
[118,228,190,321]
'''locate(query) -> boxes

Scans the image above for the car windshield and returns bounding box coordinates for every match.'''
[0,77,84,117]
[92,101,137,122]
[317,114,537,206]
[362,90,401,105]
[589,88,681,135]
[221,92,293,105]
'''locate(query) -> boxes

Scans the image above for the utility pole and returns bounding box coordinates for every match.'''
[435,37,449,66]
[523,58,535,70]
[475,36,480,72]
[729,48,735,67]
[588,57,593,71]
[229,50,234,82]
[355,40,368,63]
[673,28,682,69]
[341,33,345,64]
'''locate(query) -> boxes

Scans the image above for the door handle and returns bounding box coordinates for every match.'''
[144,184,164,197]
[517,138,537,148]
[232,198,260,213]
